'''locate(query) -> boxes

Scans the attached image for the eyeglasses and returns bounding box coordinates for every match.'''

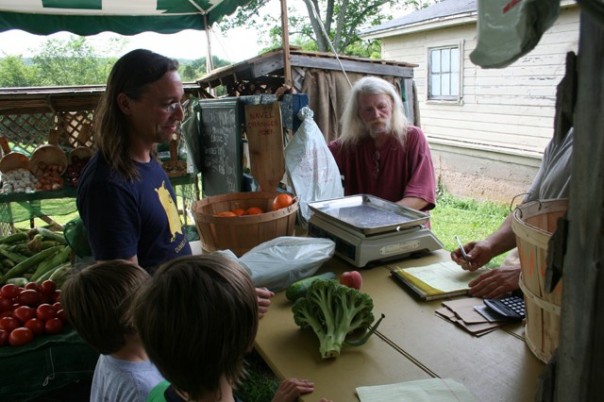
[164,102,183,114]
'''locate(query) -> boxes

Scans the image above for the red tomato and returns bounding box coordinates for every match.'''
[0,329,8,346]
[9,327,34,346]
[44,317,63,334]
[52,302,62,311]
[0,284,20,300]
[0,298,13,312]
[52,290,61,303]
[340,271,363,290]
[36,304,57,321]
[24,282,41,292]
[13,306,36,323]
[24,318,45,335]
[40,280,57,296]
[0,310,15,319]
[56,309,67,323]
[0,316,20,332]
[18,289,41,307]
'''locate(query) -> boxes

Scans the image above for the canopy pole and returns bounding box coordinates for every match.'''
[280,0,292,87]
[204,14,214,73]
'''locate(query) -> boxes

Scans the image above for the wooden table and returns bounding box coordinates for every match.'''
[254,250,545,402]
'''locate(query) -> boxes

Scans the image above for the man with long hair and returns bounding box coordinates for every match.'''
[329,76,436,212]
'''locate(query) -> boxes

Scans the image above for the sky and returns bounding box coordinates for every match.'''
[0,26,263,63]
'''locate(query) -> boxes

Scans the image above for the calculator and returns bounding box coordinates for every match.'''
[483,295,526,320]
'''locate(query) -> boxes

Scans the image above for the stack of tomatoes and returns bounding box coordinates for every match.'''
[0,280,65,347]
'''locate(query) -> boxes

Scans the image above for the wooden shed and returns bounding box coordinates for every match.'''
[196,48,420,142]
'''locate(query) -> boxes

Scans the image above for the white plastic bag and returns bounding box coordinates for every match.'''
[284,107,344,226]
[239,236,335,291]
[470,0,560,68]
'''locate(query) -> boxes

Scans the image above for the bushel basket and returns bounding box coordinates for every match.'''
[192,192,298,256]
[511,198,567,363]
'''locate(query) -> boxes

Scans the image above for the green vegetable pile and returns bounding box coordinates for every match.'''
[292,279,385,359]
[0,228,72,287]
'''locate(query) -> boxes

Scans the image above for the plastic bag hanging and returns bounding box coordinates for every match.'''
[284,107,344,226]
[470,0,560,69]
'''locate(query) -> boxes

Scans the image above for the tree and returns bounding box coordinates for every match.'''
[32,36,116,86]
[219,0,437,57]
[0,56,38,87]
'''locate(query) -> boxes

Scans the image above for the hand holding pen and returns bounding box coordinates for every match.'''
[453,235,474,271]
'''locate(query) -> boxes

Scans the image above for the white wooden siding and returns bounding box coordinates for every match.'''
[381,6,579,157]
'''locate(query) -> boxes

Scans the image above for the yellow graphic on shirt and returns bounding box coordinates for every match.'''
[155,181,183,242]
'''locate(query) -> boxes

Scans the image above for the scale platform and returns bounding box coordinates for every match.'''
[307,195,444,268]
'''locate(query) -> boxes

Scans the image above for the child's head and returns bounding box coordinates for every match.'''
[61,260,150,355]
[132,254,258,401]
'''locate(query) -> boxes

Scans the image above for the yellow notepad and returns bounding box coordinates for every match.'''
[390,261,487,301]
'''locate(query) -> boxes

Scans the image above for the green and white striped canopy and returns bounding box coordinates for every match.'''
[0,0,253,35]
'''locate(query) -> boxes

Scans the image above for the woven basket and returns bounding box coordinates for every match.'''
[511,198,567,363]
[192,192,298,256]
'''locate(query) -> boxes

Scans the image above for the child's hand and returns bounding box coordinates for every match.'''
[255,287,274,318]
[271,378,315,402]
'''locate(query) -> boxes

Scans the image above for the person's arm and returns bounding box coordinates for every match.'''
[397,196,429,211]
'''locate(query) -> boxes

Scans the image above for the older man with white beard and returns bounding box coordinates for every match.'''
[328,76,436,212]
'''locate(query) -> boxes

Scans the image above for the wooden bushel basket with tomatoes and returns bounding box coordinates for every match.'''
[192,192,298,256]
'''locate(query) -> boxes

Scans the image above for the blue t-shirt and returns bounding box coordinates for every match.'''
[77,151,192,271]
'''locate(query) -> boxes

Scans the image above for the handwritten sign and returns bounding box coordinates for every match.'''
[244,102,284,192]
[198,99,242,196]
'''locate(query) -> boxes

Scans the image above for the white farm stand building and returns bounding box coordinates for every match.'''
[361,0,579,203]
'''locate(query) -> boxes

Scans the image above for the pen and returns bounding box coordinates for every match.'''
[455,235,472,268]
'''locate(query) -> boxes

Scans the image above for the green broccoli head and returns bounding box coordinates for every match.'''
[292,279,385,359]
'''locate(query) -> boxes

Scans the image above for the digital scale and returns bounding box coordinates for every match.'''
[307,195,444,268]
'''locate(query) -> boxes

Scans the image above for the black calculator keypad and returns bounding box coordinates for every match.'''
[484,296,526,320]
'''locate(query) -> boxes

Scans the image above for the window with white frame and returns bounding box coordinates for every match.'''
[428,45,460,101]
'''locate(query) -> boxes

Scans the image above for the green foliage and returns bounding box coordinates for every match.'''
[0,56,38,87]
[32,36,115,86]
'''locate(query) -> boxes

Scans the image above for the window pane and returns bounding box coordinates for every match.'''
[451,48,460,73]
[442,74,451,96]
[451,73,459,96]
[431,75,441,96]
[442,49,450,73]
[431,50,441,73]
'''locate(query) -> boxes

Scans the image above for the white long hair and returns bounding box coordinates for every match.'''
[338,76,409,147]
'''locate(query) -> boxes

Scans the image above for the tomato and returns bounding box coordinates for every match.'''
[24,318,45,335]
[0,298,13,312]
[56,309,67,323]
[272,193,294,211]
[340,271,363,290]
[231,208,246,216]
[215,211,237,217]
[36,304,57,321]
[0,316,20,332]
[1,284,20,300]
[0,310,15,319]
[13,306,36,323]
[52,301,62,311]
[0,329,8,346]
[44,317,63,334]
[52,290,61,303]
[24,282,41,292]
[245,207,264,215]
[40,280,57,296]
[18,289,41,306]
[9,327,34,346]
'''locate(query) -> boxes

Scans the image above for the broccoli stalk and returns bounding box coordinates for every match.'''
[292,279,385,359]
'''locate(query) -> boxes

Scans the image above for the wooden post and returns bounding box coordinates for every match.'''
[555,8,604,401]
[280,0,292,87]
